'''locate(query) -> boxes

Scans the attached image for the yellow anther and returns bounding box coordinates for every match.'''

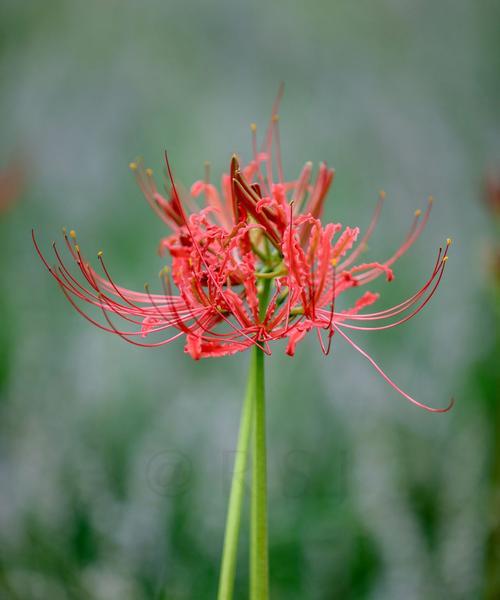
[331,258,338,267]
[69,230,77,239]
[414,209,422,217]
[62,227,67,235]
[446,238,452,245]
[159,266,170,277]
[272,114,279,122]
[145,168,153,177]
[129,162,137,171]
[250,123,257,132]
[428,195,434,204]
[379,190,386,200]
[74,244,80,253]
[442,256,449,263]
[97,251,103,258]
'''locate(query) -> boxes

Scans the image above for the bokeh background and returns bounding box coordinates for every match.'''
[1,1,499,598]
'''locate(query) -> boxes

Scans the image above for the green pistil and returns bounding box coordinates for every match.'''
[255,264,287,280]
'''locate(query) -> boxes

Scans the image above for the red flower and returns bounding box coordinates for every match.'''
[34,97,452,412]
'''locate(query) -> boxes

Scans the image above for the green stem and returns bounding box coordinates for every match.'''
[217,278,271,600]
[217,351,256,600]
[250,344,268,600]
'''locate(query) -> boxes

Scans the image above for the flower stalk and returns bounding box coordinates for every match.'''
[250,343,268,600]
[217,349,256,600]
[218,280,271,599]
[250,279,271,599]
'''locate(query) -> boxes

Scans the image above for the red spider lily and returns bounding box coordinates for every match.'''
[0,158,24,216]
[33,97,453,412]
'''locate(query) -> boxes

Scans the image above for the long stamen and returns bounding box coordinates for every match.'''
[260,83,285,194]
[333,324,454,412]
[292,162,312,214]
[272,114,284,184]
[97,252,146,311]
[316,259,337,355]
[130,161,179,229]
[260,82,285,157]
[338,255,448,331]
[251,123,267,193]
[341,247,445,321]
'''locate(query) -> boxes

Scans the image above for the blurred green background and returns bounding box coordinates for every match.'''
[0,1,499,598]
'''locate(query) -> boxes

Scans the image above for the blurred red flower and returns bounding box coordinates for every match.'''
[0,158,24,216]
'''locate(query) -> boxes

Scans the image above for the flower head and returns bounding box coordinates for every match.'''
[34,94,452,411]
